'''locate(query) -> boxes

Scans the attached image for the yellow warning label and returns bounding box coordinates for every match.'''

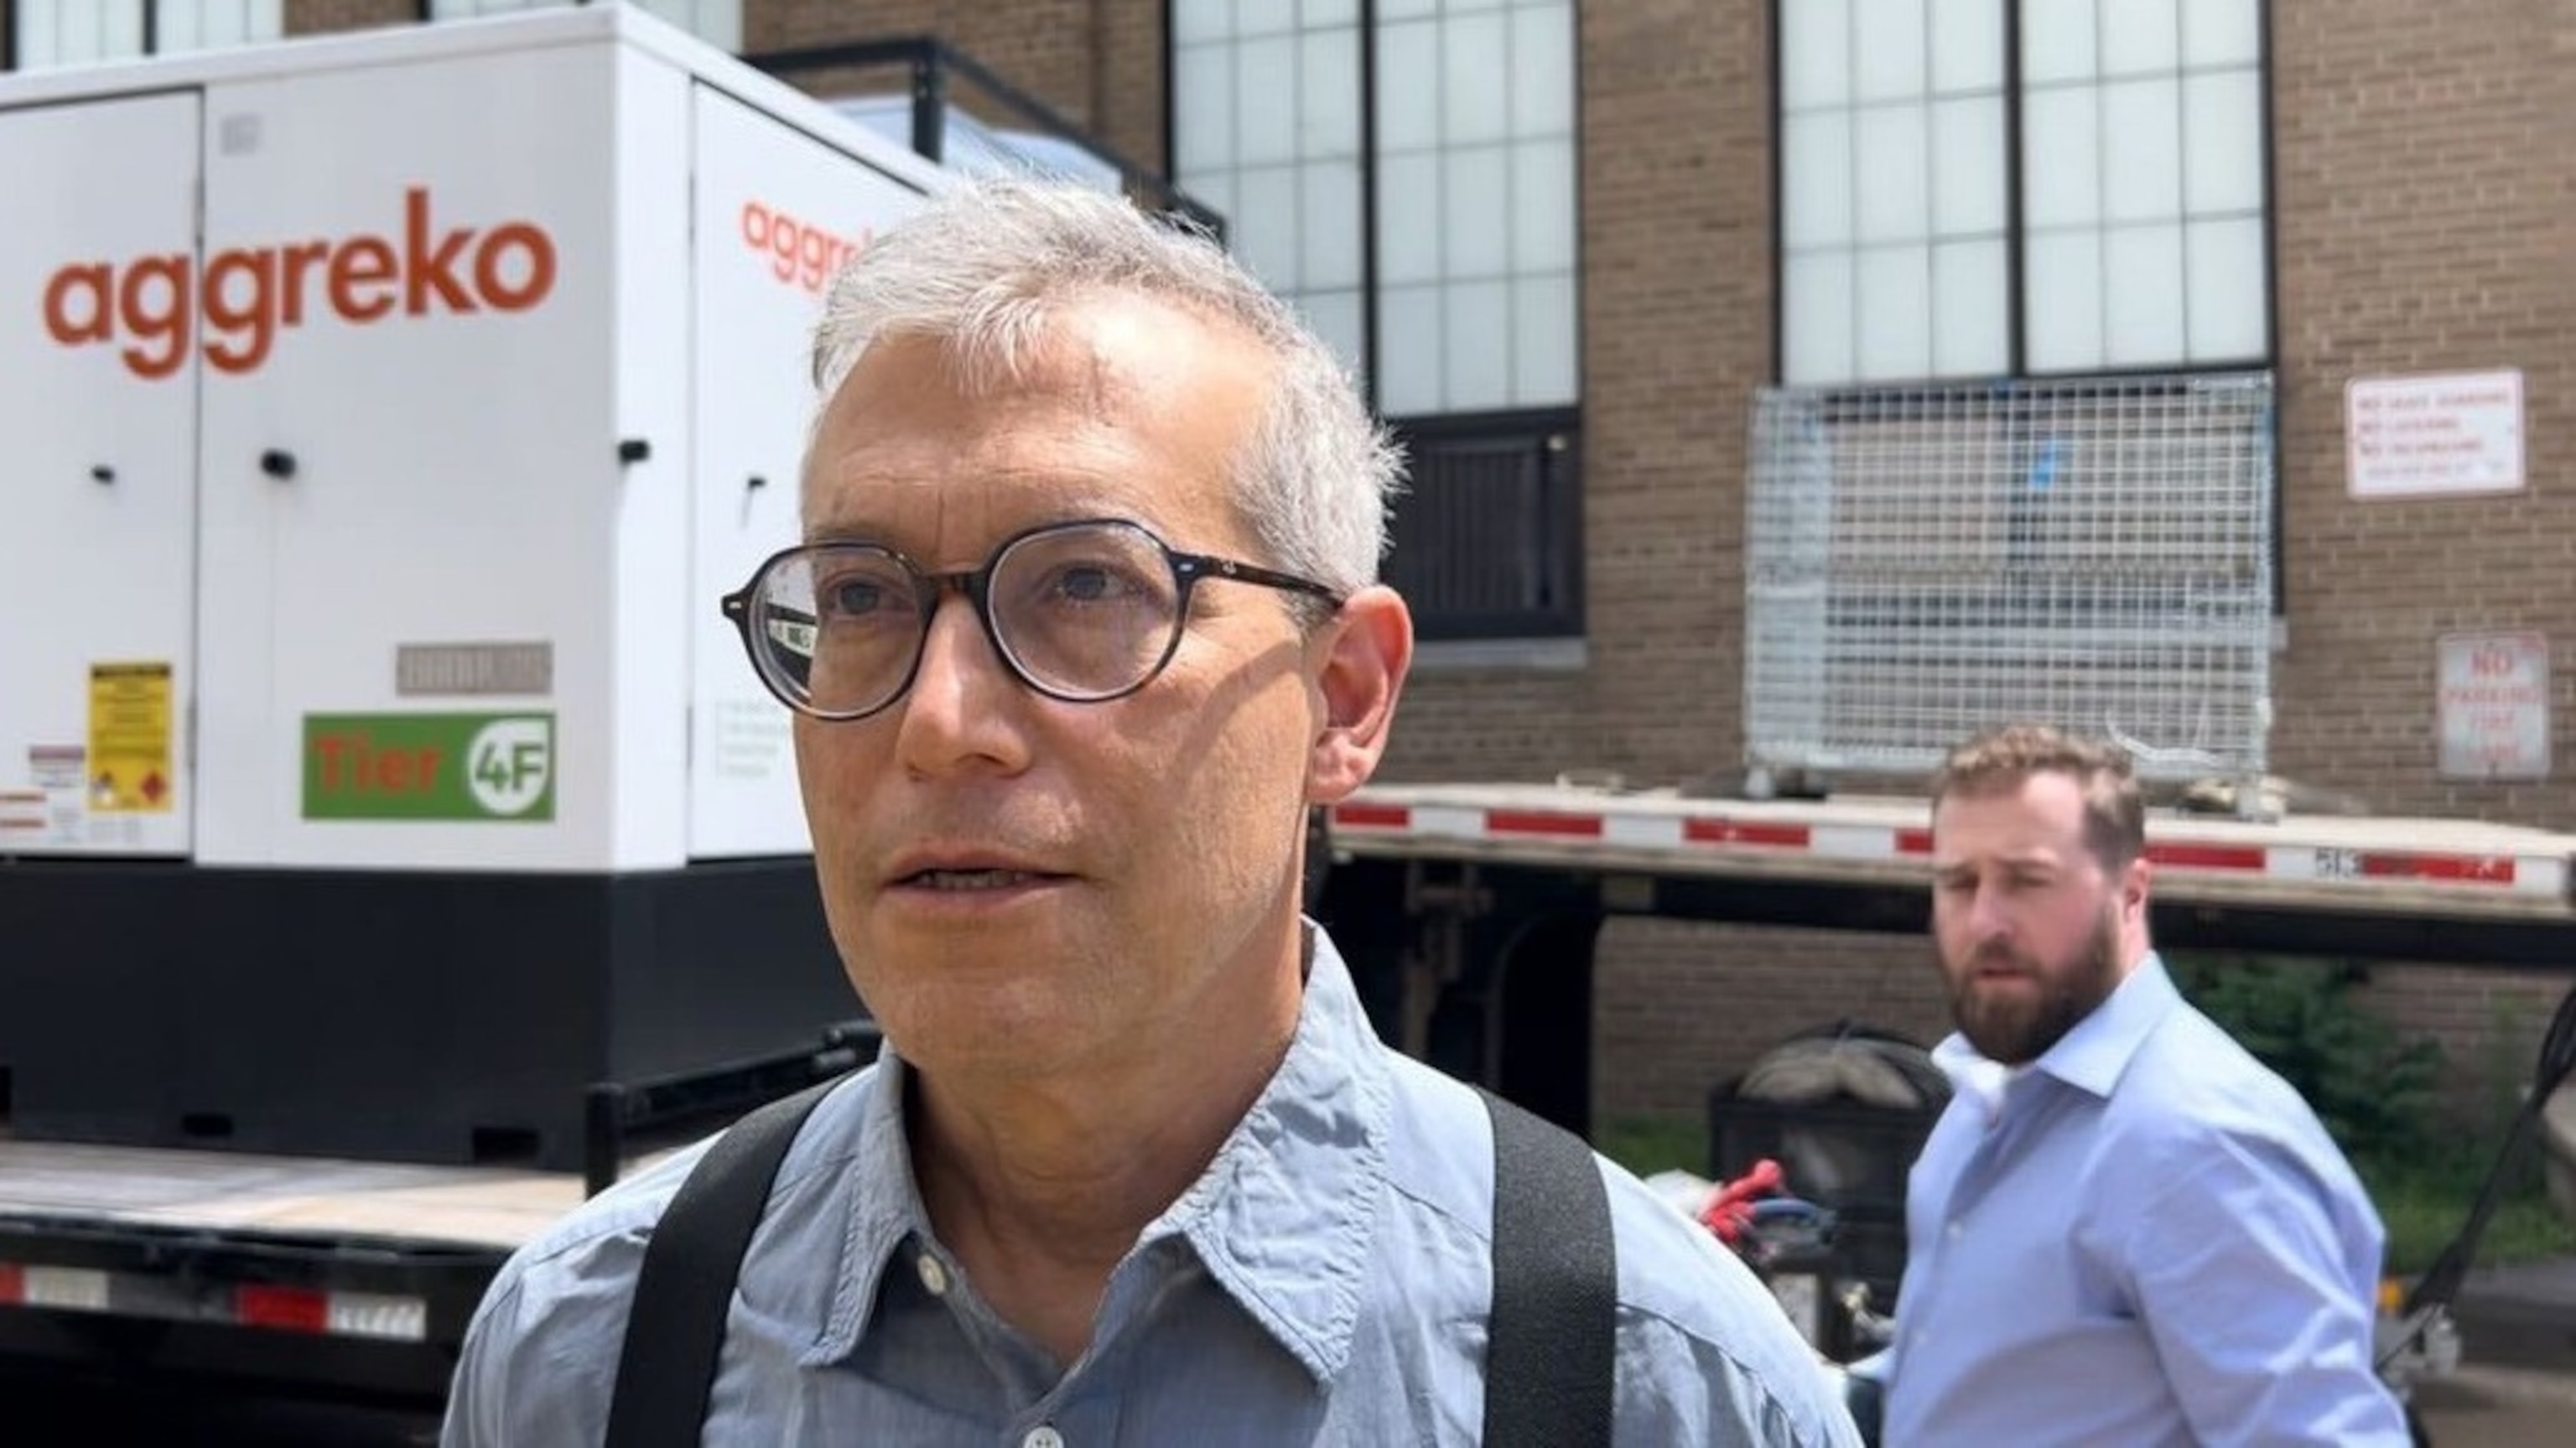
[87,661,174,813]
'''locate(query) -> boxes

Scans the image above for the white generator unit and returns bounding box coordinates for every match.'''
[0,7,949,1167]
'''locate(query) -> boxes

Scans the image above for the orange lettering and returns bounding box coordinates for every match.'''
[201,247,279,373]
[475,223,555,311]
[44,262,113,345]
[117,255,192,381]
[329,237,399,322]
[40,191,561,379]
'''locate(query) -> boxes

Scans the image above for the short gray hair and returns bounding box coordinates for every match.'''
[805,175,1404,599]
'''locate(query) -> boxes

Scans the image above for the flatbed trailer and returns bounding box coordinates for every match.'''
[0,1029,871,1407]
[1311,780,2576,1135]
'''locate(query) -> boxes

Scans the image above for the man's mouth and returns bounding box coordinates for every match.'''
[899,868,1057,890]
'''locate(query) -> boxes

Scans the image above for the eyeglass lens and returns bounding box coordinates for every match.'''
[750,522,1187,715]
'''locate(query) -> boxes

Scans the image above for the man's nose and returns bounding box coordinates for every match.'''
[1963,880,2015,938]
[892,594,1029,774]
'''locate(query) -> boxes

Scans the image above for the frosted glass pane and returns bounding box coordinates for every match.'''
[631,0,739,49]
[1445,147,1513,278]
[1448,0,1507,10]
[103,1,143,58]
[1930,96,2006,237]
[156,0,205,49]
[2186,217,2267,361]
[2019,0,2096,84]
[1300,290,1367,392]
[1237,37,1299,165]
[2182,0,2262,66]
[18,2,56,65]
[1931,238,2010,376]
[1854,105,1929,245]
[2020,87,2100,228]
[1783,112,1855,249]
[1378,285,1443,417]
[2103,224,2185,365]
[1301,30,1361,156]
[1856,246,1932,381]
[1854,0,1928,102]
[1512,272,1580,407]
[1239,0,1295,35]
[2183,70,2264,214]
[1446,280,1514,413]
[49,1,145,62]
[1781,0,1852,109]
[1376,153,1443,284]
[1511,138,1578,272]
[1304,0,1359,27]
[1929,0,2004,93]
[1172,46,1236,176]
[1509,3,1576,138]
[1171,0,1232,45]
[1191,174,1238,244]
[1376,20,1441,153]
[1378,0,1438,17]
[2101,79,2181,221]
[2024,231,2105,372]
[1443,13,1512,145]
[1784,252,1857,385]
[699,0,743,52]
[1233,167,1303,291]
[1302,160,1364,289]
[2101,0,2179,76]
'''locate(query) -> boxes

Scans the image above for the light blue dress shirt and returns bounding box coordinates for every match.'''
[1883,954,2412,1445]
[442,926,1860,1446]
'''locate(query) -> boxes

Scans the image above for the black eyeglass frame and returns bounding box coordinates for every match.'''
[720,516,1347,722]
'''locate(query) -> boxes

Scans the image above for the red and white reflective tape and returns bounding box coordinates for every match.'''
[1329,801,2570,899]
[0,1259,426,1341]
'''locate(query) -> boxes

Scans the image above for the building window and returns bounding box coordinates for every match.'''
[1779,0,2267,384]
[1170,0,1579,418]
[1171,1,1369,389]
[425,0,741,54]
[9,1,279,68]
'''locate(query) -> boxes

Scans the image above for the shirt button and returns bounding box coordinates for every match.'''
[914,1252,949,1297]
[1945,1219,1963,1240]
[1023,1428,1064,1448]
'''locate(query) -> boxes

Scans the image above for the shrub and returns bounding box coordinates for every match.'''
[2165,953,2444,1171]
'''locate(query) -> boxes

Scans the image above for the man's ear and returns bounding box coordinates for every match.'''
[1307,584,1412,805]
[2122,856,2153,922]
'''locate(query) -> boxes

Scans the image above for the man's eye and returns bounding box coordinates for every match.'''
[822,578,890,617]
[1046,562,1142,604]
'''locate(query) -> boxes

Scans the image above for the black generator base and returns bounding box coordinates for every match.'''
[0,859,861,1172]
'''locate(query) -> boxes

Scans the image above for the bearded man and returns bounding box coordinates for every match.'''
[1878,724,2410,1446]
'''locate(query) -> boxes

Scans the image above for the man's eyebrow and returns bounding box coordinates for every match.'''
[1930,853,2064,875]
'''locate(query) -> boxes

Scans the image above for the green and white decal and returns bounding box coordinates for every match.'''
[302,713,555,822]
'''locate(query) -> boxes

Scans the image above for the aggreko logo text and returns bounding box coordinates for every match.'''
[43,188,558,380]
[740,200,870,293]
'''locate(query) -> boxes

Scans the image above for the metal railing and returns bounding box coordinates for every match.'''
[1384,410,1584,641]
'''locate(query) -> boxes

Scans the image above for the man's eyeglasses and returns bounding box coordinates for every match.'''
[721,517,1346,722]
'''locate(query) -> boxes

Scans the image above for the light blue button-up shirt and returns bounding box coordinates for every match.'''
[1883,954,2411,1445]
[442,927,1860,1446]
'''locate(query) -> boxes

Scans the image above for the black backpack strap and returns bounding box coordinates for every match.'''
[1480,1087,1618,1448]
[603,1075,844,1448]
[600,1075,1613,1446]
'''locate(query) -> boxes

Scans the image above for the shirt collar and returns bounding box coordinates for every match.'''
[805,922,1392,1383]
[1934,951,2182,1103]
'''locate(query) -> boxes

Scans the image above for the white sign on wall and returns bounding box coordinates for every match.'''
[2435,631,2550,781]
[2347,369,2525,499]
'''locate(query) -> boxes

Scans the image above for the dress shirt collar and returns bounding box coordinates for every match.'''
[1932,951,2182,1105]
[806,923,1393,1385]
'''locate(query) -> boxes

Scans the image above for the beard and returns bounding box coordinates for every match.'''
[1947,907,2125,1066]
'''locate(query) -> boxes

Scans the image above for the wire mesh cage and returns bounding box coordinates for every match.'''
[1743,372,2276,791]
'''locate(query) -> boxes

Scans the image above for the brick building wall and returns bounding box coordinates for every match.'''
[283,0,414,34]
[10,0,2566,1134]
